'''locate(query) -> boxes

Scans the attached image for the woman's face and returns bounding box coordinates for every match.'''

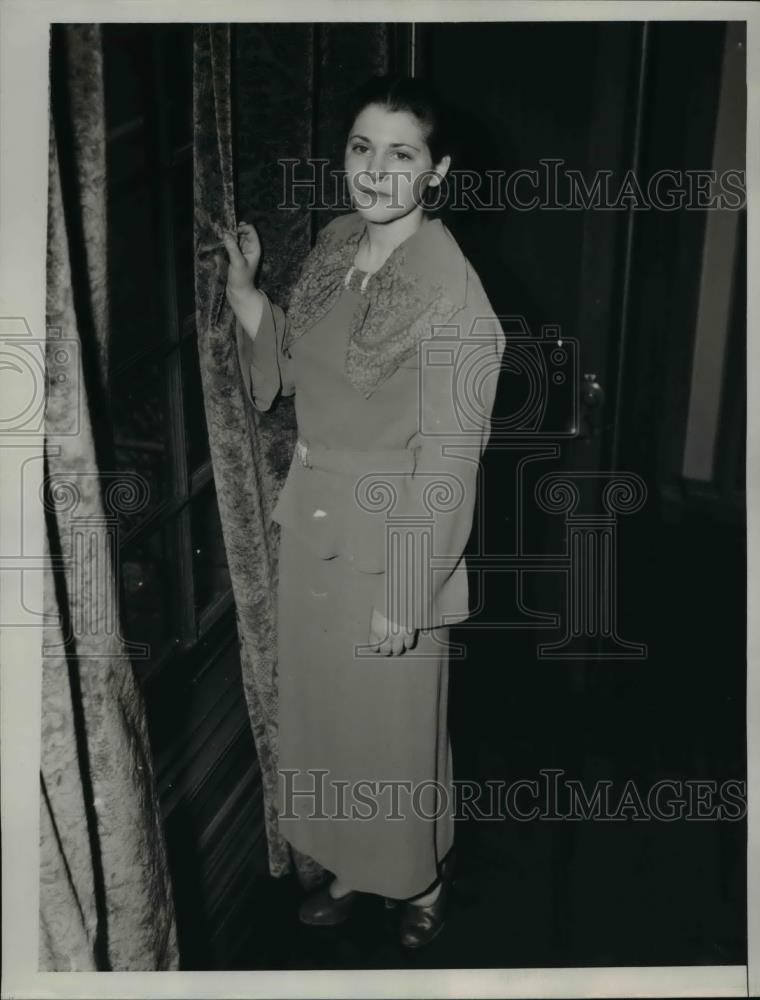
[344,103,450,223]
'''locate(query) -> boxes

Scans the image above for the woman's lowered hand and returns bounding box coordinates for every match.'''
[368,607,417,656]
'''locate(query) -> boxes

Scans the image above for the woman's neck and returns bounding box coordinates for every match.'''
[355,207,427,273]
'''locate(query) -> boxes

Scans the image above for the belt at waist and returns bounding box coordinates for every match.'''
[294,437,418,476]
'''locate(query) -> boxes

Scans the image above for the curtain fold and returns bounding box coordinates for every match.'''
[41,24,179,971]
[192,23,317,887]
[193,23,394,890]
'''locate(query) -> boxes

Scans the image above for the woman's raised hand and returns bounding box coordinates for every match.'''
[222,221,262,295]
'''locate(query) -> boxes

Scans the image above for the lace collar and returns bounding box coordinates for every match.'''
[282,211,468,398]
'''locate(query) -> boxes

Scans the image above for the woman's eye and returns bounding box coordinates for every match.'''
[394,151,411,161]
[351,144,368,153]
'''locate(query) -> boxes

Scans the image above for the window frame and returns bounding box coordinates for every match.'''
[105,24,234,685]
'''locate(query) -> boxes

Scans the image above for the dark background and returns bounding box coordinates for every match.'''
[77,20,746,969]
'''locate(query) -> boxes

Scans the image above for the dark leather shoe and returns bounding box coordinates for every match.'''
[399,875,451,949]
[398,852,456,949]
[298,881,359,926]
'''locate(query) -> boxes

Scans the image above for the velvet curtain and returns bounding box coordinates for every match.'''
[41,25,178,970]
[192,23,392,888]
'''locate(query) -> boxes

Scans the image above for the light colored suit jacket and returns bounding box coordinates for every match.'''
[235,212,505,632]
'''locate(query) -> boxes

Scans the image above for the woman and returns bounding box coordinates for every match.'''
[223,74,504,949]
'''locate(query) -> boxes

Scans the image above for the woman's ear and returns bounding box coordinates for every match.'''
[428,154,451,186]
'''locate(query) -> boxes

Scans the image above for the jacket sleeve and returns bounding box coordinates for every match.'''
[372,307,505,632]
[234,290,296,412]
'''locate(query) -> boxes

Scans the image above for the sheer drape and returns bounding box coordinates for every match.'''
[41,24,178,971]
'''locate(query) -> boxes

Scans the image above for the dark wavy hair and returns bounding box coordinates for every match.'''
[342,74,456,167]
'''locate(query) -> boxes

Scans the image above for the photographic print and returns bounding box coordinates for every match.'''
[0,3,755,997]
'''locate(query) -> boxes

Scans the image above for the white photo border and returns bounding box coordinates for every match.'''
[0,1,756,997]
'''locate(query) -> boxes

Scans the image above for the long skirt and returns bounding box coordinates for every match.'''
[274,525,455,899]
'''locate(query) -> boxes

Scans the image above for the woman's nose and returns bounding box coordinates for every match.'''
[367,158,387,182]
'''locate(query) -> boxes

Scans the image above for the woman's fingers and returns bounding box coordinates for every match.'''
[217,221,254,251]
[221,231,245,263]
[238,221,256,241]
[234,222,261,262]
[369,635,392,655]
[223,228,257,264]
[367,607,417,654]
[368,614,416,655]
[402,630,416,652]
